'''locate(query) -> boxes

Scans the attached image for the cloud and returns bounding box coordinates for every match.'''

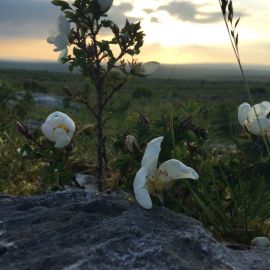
[0,0,58,24]
[143,9,154,14]
[0,1,139,39]
[150,17,160,23]
[158,1,223,24]
[109,2,141,25]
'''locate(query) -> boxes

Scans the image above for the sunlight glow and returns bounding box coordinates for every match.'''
[0,0,269,65]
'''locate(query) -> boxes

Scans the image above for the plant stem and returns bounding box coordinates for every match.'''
[221,10,270,158]
[169,104,176,158]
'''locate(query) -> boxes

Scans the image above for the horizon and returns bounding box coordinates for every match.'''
[1,60,269,81]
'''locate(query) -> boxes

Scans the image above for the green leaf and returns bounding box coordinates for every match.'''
[51,0,70,10]
[235,17,240,28]
[64,11,75,20]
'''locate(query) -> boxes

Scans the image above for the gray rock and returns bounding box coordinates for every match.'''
[251,237,270,248]
[10,91,80,111]
[32,93,80,111]
[0,191,269,270]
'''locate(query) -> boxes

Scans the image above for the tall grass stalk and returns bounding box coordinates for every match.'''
[169,104,176,158]
[219,0,270,158]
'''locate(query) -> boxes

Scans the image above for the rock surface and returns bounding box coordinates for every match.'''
[32,93,80,111]
[0,191,269,270]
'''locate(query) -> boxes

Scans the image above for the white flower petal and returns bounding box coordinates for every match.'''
[125,135,139,152]
[133,167,148,190]
[41,123,55,142]
[157,159,199,182]
[42,111,75,146]
[238,102,251,127]
[248,102,270,123]
[47,36,56,44]
[58,49,68,62]
[54,129,71,148]
[254,101,270,117]
[53,34,69,52]
[58,15,70,36]
[46,111,66,128]
[97,0,113,13]
[62,116,75,132]
[141,136,163,178]
[133,167,152,209]
[140,61,160,76]
[249,117,270,136]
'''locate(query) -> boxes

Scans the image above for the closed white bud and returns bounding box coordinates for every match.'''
[125,135,139,152]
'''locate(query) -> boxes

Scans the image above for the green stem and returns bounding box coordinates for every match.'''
[169,104,176,158]
[221,11,270,159]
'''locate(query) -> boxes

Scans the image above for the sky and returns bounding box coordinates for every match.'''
[0,0,269,65]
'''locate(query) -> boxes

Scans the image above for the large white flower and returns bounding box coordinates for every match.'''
[97,0,113,13]
[133,137,199,209]
[41,111,75,148]
[238,101,270,136]
[47,15,70,60]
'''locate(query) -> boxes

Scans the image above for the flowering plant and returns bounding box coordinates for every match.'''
[41,111,75,148]
[133,137,199,209]
[48,0,159,188]
[47,15,71,61]
[238,101,270,137]
[16,111,76,190]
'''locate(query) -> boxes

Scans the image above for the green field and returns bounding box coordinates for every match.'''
[1,66,270,244]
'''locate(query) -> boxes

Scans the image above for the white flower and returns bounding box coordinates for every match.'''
[238,101,270,136]
[47,15,70,61]
[97,0,113,13]
[133,137,199,209]
[41,111,75,148]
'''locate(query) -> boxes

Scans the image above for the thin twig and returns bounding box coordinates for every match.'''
[103,75,131,108]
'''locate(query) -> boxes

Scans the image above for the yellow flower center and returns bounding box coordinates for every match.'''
[146,170,173,195]
[57,124,69,133]
[147,176,165,195]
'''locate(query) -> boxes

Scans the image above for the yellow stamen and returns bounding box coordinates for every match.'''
[54,124,69,133]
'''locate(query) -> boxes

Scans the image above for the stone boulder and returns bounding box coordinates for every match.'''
[0,191,269,270]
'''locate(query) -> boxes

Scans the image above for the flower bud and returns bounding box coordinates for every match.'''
[177,116,192,132]
[138,112,150,130]
[63,86,73,97]
[125,135,139,152]
[16,121,32,140]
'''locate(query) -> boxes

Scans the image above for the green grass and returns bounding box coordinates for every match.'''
[1,67,270,245]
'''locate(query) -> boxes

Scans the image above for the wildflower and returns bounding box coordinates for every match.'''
[16,121,32,140]
[138,112,150,129]
[238,101,270,136]
[47,15,70,60]
[133,137,199,209]
[97,0,113,13]
[41,111,75,148]
[125,135,139,152]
